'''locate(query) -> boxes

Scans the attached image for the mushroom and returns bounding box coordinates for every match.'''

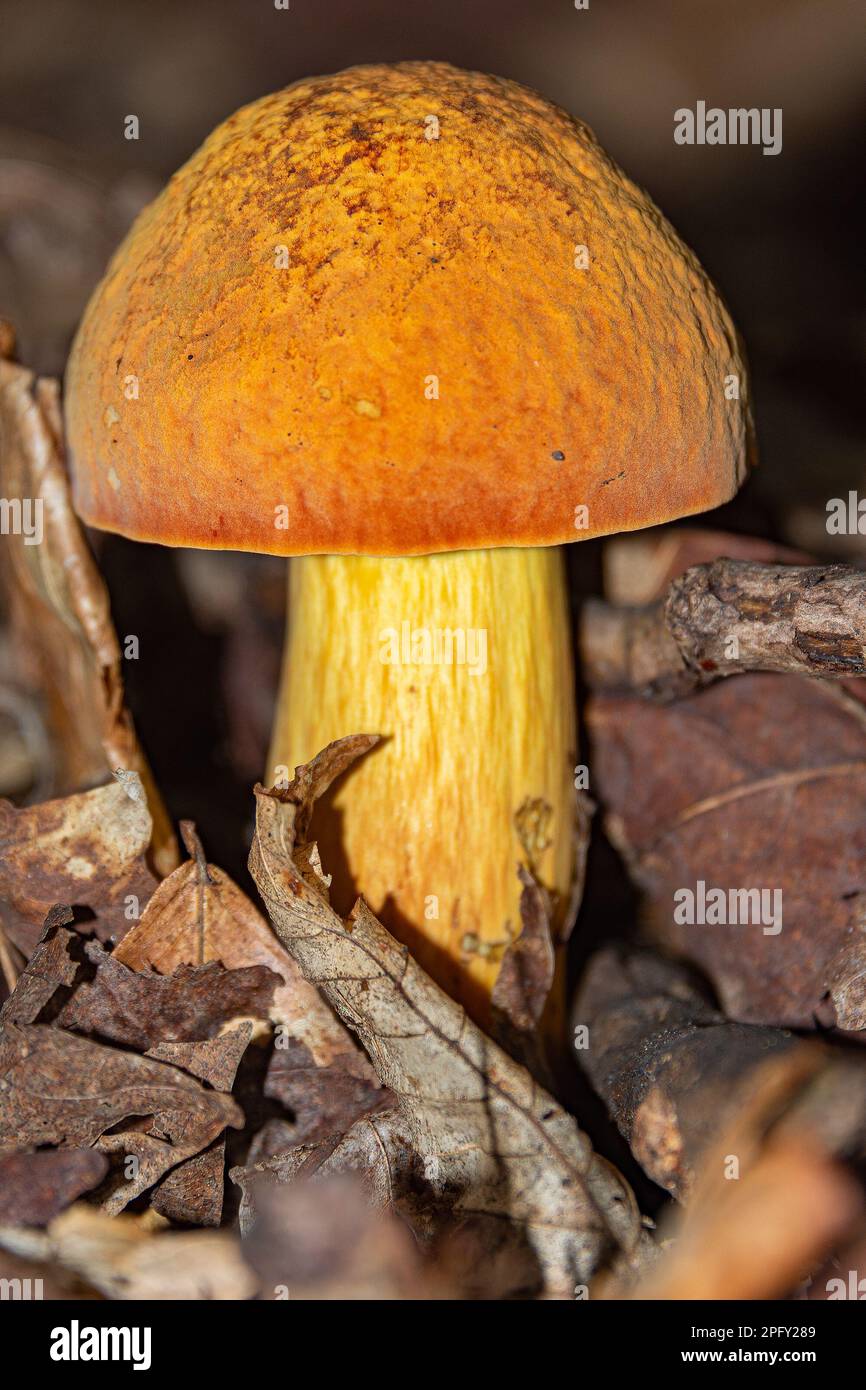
[64,62,751,1038]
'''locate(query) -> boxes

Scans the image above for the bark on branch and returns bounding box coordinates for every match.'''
[581,559,866,699]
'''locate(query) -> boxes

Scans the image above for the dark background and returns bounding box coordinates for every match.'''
[1,0,864,1002]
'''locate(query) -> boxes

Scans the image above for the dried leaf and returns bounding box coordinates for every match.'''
[0,1023,242,1213]
[262,1037,390,1146]
[57,941,278,1049]
[601,1051,864,1300]
[233,1105,419,1236]
[0,358,175,873]
[150,1143,228,1228]
[147,1024,253,1090]
[0,1149,108,1227]
[146,1027,252,1227]
[574,947,866,1198]
[492,866,556,1036]
[115,823,383,1137]
[0,1204,256,1300]
[248,739,646,1298]
[242,1175,446,1301]
[0,1021,240,1152]
[588,673,866,1029]
[0,775,158,957]
[0,906,79,1024]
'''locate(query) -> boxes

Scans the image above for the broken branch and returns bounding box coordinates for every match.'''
[582,559,866,699]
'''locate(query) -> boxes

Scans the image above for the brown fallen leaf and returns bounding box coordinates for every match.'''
[0,922,244,1217]
[0,1024,243,1214]
[0,1149,108,1227]
[0,888,253,1221]
[573,947,866,1199]
[0,356,175,874]
[146,1026,252,1227]
[242,1174,448,1301]
[0,905,80,1024]
[0,774,159,958]
[147,1026,253,1090]
[600,1050,865,1300]
[0,1204,257,1300]
[248,738,648,1299]
[587,673,866,1030]
[261,1035,391,1147]
[116,822,384,1141]
[233,1104,419,1237]
[57,940,279,1049]
[150,1142,227,1229]
[491,867,556,1044]
[602,529,811,607]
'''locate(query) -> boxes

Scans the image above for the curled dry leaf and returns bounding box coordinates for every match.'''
[248,737,647,1298]
[115,822,384,1140]
[0,357,175,872]
[0,1204,257,1300]
[573,947,866,1199]
[491,867,556,1040]
[588,673,866,1029]
[0,773,158,958]
[0,904,80,1024]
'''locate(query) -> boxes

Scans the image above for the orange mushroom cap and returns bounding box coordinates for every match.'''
[65,61,752,557]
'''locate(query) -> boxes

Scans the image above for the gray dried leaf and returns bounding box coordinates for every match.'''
[248,738,647,1297]
[0,359,175,872]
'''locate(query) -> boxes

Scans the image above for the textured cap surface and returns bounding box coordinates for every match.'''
[65,62,752,556]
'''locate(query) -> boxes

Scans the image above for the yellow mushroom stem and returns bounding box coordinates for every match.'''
[269,546,578,1036]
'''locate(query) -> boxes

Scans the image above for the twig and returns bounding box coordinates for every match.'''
[581,559,866,699]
